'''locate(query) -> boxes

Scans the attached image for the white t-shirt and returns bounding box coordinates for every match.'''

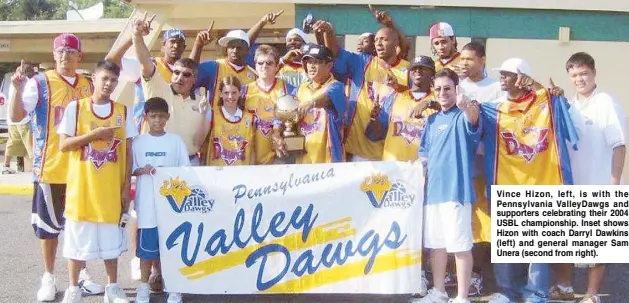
[411,91,427,100]
[569,88,626,185]
[57,100,137,138]
[7,83,31,125]
[459,76,504,103]
[20,74,77,115]
[132,132,191,228]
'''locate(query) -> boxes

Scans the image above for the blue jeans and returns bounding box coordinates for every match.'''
[493,263,550,303]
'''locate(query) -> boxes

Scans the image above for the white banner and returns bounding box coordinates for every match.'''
[152,162,424,294]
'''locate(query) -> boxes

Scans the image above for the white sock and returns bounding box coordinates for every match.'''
[68,286,80,292]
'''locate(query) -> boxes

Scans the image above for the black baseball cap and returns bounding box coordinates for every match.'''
[302,44,334,62]
[410,56,436,71]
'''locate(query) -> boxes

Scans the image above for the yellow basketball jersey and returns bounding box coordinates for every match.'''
[210,59,257,112]
[207,109,256,166]
[296,77,345,164]
[345,58,410,160]
[244,79,290,164]
[65,98,128,224]
[435,52,461,72]
[32,71,93,184]
[154,57,174,80]
[383,92,436,161]
[277,61,308,88]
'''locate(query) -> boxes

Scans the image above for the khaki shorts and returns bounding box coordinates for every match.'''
[5,123,33,158]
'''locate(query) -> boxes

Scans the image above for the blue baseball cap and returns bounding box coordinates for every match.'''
[162,29,186,42]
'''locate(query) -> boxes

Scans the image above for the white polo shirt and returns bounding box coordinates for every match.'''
[569,88,626,185]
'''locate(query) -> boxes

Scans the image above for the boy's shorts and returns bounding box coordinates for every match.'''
[62,219,127,261]
[31,182,66,239]
[424,201,473,253]
[137,227,160,260]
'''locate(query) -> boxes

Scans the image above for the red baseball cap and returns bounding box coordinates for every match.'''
[53,33,82,51]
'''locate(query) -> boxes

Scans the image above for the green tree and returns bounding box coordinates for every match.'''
[0,0,132,76]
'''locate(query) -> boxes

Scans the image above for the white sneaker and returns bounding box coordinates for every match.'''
[448,297,471,303]
[410,288,449,303]
[167,292,183,303]
[131,257,141,281]
[37,272,57,302]
[418,270,429,297]
[488,293,514,303]
[79,268,105,295]
[135,283,150,303]
[61,287,83,303]
[104,284,129,303]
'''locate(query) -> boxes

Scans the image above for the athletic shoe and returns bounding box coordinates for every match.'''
[448,297,471,303]
[488,293,514,303]
[37,272,57,302]
[444,271,457,287]
[468,272,484,296]
[578,295,601,303]
[549,285,576,301]
[131,257,141,281]
[167,292,183,303]
[61,287,82,303]
[104,284,129,303]
[2,165,16,174]
[135,283,151,303]
[418,270,429,297]
[78,268,104,295]
[410,288,449,303]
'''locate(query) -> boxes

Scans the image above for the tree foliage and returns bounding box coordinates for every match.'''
[0,0,132,76]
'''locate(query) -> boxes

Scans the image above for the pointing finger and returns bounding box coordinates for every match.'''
[275,9,284,16]
[549,77,556,88]
[368,4,376,13]
[142,11,148,21]
[20,59,24,72]
[208,20,214,31]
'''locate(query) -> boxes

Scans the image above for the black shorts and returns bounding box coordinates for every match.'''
[31,182,66,239]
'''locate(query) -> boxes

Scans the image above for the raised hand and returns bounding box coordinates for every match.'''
[548,77,564,97]
[368,5,393,26]
[514,73,535,90]
[132,11,156,37]
[312,20,332,34]
[282,49,302,63]
[198,87,209,113]
[195,21,215,46]
[11,60,27,88]
[263,10,284,24]
[456,86,473,110]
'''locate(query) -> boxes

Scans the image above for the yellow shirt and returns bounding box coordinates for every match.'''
[344,54,410,160]
[277,61,309,88]
[32,70,93,184]
[383,91,437,161]
[207,59,257,112]
[142,73,207,155]
[435,52,462,72]
[243,79,291,164]
[207,109,256,166]
[65,98,128,224]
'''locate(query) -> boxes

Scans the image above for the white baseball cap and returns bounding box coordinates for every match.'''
[218,30,250,47]
[429,22,455,40]
[493,58,532,75]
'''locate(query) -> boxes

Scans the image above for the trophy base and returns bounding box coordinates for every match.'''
[285,136,305,153]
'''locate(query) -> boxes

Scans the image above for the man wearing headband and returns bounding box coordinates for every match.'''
[430,22,462,74]
[357,32,376,56]
[9,33,103,301]
[277,28,310,88]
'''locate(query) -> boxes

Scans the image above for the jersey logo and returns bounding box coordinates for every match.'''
[82,138,122,170]
[299,108,323,136]
[211,136,248,165]
[392,117,426,145]
[53,105,66,127]
[501,127,550,162]
[256,118,274,137]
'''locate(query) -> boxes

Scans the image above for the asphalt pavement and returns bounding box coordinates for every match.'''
[0,195,627,303]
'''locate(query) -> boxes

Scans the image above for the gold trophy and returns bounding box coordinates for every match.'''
[275,95,305,152]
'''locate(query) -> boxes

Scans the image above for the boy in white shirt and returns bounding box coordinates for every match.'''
[132,97,191,303]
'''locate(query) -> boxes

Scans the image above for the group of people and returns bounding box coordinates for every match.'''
[6,5,624,303]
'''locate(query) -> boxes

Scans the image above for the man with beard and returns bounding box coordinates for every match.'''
[365,56,437,162]
[430,22,461,75]
[458,42,504,297]
[315,20,410,162]
[481,58,578,303]
[277,28,311,88]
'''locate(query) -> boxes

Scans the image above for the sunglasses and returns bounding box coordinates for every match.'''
[256,61,276,66]
[173,70,194,78]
